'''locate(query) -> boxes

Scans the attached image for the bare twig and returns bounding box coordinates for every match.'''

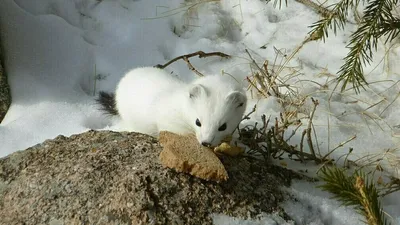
[154,51,230,69]
[300,129,307,162]
[239,100,328,164]
[306,98,319,159]
[322,135,357,161]
[343,147,354,168]
[380,176,400,196]
[285,122,302,142]
[241,104,257,121]
[182,57,204,77]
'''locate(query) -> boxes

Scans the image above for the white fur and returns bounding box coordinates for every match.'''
[115,67,247,146]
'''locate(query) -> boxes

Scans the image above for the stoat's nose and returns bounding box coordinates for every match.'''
[201,142,212,147]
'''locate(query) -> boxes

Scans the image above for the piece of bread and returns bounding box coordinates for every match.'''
[158,131,228,182]
[213,142,244,157]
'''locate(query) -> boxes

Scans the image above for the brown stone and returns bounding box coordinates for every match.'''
[0,130,304,225]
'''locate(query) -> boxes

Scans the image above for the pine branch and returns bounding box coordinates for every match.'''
[319,167,360,206]
[307,0,399,93]
[378,17,400,42]
[319,167,390,225]
[273,0,288,9]
[337,0,399,93]
[308,0,362,41]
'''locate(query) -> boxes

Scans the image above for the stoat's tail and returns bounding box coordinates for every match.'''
[96,91,119,116]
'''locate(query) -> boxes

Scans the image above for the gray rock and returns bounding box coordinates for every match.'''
[0,130,303,225]
[0,33,11,123]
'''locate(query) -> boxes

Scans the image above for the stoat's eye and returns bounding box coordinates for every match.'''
[195,118,202,127]
[218,123,227,131]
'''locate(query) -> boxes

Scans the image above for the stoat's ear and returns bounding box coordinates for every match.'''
[226,91,247,108]
[189,84,207,99]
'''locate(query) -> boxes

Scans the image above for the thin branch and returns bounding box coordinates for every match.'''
[154,51,230,69]
[306,98,319,159]
[241,104,257,122]
[182,57,204,77]
[322,135,357,161]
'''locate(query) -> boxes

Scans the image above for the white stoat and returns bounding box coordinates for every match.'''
[97,67,247,147]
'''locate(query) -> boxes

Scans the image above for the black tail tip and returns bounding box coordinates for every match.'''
[96,91,119,116]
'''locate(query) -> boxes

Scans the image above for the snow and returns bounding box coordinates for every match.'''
[1,0,399,224]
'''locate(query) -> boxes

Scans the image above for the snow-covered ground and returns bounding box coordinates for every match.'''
[1,0,400,224]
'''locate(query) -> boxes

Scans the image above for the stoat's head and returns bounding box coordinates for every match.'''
[186,80,247,147]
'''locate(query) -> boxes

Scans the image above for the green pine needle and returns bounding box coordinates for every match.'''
[308,0,400,93]
[337,0,399,93]
[309,0,362,42]
[273,0,288,9]
[318,167,390,225]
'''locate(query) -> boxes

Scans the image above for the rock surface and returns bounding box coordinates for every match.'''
[0,33,11,123]
[0,130,303,225]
